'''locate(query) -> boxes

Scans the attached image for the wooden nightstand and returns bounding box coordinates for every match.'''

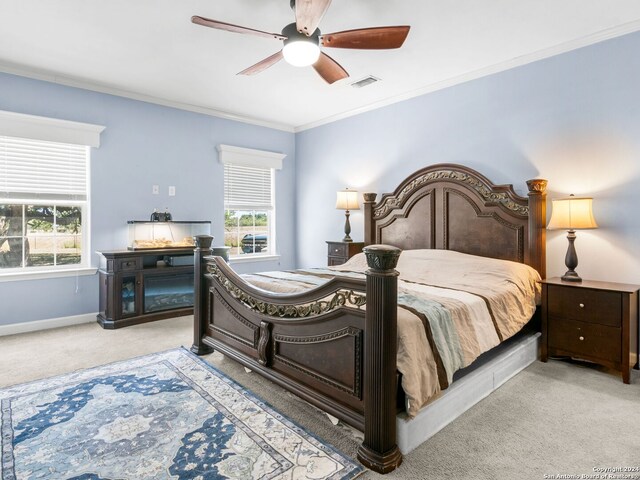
[541,277,639,384]
[326,241,364,266]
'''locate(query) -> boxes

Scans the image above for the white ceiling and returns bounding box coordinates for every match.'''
[1,1,640,131]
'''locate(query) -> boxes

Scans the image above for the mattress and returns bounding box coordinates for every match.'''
[242,249,541,416]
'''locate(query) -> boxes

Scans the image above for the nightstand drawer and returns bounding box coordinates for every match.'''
[548,317,621,364]
[326,241,364,267]
[116,257,141,272]
[542,277,640,384]
[547,285,621,327]
[328,243,348,257]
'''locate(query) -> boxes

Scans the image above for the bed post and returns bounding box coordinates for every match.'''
[357,244,403,474]
[363,193,377,246]
[191,234,214,355]
[526,179,548,279]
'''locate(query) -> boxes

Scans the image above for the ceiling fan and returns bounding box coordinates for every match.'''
[192,0,410,84]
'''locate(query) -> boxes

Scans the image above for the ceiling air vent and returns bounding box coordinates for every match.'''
[351,76,380,88]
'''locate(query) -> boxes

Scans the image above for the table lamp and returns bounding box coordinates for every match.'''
[335,189,360,242]
[547,194,598,282]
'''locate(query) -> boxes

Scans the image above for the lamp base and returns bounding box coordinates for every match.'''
[561,229,582,282]
[342,210,353,243]
[561,270,582,282]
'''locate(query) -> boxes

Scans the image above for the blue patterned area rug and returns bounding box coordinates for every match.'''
[0,348,363,480]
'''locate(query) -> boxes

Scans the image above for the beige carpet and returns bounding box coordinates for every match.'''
[1,316,639,480]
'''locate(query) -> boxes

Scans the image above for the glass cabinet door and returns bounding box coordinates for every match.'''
[119,275,138,317]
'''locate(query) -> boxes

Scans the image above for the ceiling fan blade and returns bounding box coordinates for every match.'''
[312,52,348,84]
[238,51,284,76]
[321,26,410,49]
[192,16,286,41]
[295,0,332,36]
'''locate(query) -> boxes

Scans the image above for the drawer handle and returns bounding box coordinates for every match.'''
[579,303,584,308]
[334,249,339,253]
[579,336,585,341]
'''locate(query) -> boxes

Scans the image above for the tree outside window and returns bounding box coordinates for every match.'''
[0,205,82,268]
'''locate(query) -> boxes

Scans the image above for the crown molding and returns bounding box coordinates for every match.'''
[0,61,296,133]
[294,19,640,132]
[2,18,639,135]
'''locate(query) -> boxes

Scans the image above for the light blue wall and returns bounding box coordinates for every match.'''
[0,72,296,326]
[3,29,640,327]
[296,31,640,285]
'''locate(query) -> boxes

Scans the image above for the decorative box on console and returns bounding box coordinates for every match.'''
[127,221,211,250]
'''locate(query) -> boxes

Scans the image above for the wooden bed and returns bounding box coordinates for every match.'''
[191,163,547,473]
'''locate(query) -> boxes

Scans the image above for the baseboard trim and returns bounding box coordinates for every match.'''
[0,313,97,337]
[396,331,540,454]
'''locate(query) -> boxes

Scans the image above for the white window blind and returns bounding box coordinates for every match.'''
[224,163,273,210]
[0,136,88,201]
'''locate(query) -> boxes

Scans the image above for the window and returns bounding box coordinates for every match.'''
[0,136,89,272]
[224,163,274,257]
[218,144,285,259]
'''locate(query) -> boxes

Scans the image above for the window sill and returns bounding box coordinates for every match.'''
[0,267,97,283]
[229,254,281,264]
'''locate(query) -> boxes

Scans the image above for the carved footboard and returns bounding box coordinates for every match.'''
[191,236,403,474]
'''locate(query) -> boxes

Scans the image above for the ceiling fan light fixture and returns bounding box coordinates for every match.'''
[192,9,411,83]
[283,40,320,67]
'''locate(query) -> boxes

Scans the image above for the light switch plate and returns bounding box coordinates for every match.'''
[168,186,176,196]
[152,185,159,194]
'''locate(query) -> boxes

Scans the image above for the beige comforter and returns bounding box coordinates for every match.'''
[243,249,541,416]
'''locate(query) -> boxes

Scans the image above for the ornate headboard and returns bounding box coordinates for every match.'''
[363,164,548,278]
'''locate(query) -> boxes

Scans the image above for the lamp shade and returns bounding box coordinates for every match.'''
[547,195,598,230]
[335,189,360,210]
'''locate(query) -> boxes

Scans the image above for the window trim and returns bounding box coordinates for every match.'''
[0,266,97,283]
[229,254,281,264]
[0,110,105,147]
[217,144,285,170]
